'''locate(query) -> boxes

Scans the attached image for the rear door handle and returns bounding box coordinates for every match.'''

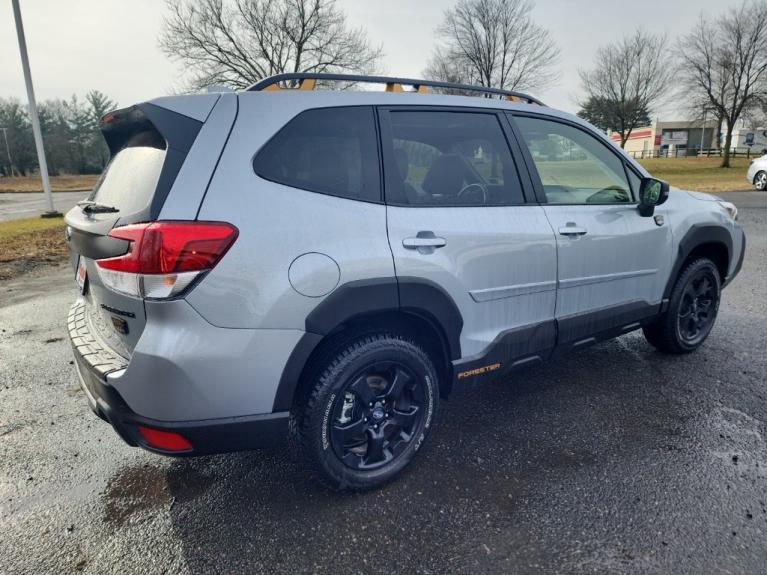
[403,231,447,254]
[558,223,588,236]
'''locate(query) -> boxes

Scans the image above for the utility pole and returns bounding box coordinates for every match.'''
[11,0,59,217]
[0,127,15,176]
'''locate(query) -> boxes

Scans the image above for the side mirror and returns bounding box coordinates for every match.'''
[638,177,670,217]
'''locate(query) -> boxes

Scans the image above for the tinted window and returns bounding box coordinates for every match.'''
[253,106,380,202]
[514,116,633,205]
[384,111,524,206]
[91,146,166,214]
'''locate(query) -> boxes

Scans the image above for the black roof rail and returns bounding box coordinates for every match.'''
[246,73,545,106]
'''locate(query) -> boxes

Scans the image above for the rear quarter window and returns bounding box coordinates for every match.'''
[252,106,380,202]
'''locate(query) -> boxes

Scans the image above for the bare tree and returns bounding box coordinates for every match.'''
[424,0,559,93]
[160,0,382,91]
[678,1,767,167]
[579,30,673,149]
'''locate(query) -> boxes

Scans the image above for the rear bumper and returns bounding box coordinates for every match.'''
[68,303,289,455]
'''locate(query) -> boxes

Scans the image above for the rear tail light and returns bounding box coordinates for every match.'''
[95,221,238,299]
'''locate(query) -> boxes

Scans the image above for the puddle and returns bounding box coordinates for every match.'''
[103,462,215,525]
[103,464,172,526]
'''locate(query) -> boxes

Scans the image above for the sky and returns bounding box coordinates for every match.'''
[0,0,733,117]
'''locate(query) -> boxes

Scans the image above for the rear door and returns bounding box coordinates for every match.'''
[380,107,558,373]
[510,113,672,348]
[64,102,207,357]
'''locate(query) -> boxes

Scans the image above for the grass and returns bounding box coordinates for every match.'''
[637,157,752,192]
[0,175,99,193]
[0,216,68,280]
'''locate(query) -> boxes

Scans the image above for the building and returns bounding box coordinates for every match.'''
[609,120,718,157]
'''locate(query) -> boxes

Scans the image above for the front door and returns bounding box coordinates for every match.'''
[379,108,558,374]
[511,114,672,349]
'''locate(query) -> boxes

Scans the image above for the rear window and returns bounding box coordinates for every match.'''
[91,146,166,214]
[253,106,380,202]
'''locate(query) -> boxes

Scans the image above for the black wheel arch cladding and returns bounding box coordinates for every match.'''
[273,277,463,412]
[664,224,733,300]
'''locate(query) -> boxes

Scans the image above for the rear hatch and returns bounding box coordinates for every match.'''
[65,103,205,358]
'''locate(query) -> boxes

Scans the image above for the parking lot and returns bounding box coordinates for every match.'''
[1,191,765,574]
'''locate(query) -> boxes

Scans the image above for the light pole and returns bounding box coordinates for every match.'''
[0,127,14,176]
[11,0,59,217]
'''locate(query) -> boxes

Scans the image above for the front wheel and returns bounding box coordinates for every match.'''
[298,333,439,491]
[755,171,767,190]
[643,258,721,354]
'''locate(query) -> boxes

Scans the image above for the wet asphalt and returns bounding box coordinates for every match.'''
[1,191,765,574]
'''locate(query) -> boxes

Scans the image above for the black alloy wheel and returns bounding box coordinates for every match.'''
[643,257,721,354]
[677,268,718,346]
[330,362,425,470]
[298,333,438,491]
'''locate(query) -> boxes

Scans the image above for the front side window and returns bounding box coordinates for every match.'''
[514,115,633,205]
[253,106,380,202]
[384,111,524,206]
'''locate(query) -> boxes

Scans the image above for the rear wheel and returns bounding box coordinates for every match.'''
[755,171,767,190]
[643,258,721,354]
[298,333,438,491]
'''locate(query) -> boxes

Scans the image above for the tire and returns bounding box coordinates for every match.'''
[297,333,439,491]
[643,258,721,354]
[754,171,767,190]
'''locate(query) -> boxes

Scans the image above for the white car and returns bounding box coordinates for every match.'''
[746,153,767,190]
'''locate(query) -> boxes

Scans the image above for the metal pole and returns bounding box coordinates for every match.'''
[11,0,59,216]
[700,109,706,155]
[0,128,14,176]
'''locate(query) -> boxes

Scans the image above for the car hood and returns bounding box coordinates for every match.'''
[683,190,721,202]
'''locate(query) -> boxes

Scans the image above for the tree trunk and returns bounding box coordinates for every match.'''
[721,129,733,168]
[716,117,723,149]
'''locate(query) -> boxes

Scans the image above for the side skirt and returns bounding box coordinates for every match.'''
[451,301,661,385]
[452,321,556,385]
[554,301,662,356]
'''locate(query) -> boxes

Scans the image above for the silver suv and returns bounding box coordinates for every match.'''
[66,73,745,490]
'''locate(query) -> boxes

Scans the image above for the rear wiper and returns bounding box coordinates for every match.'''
[77,200,119,214]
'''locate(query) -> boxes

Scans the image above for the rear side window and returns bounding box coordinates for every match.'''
[253,106,380,202]
[382,111,524,207]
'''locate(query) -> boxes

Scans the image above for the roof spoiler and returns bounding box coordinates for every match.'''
[100,104,203,157]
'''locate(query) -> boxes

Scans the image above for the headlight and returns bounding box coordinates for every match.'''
[718,200,738,221]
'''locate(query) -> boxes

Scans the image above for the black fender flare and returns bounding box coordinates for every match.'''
[663,224,732,300]
[272,277,463,411]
